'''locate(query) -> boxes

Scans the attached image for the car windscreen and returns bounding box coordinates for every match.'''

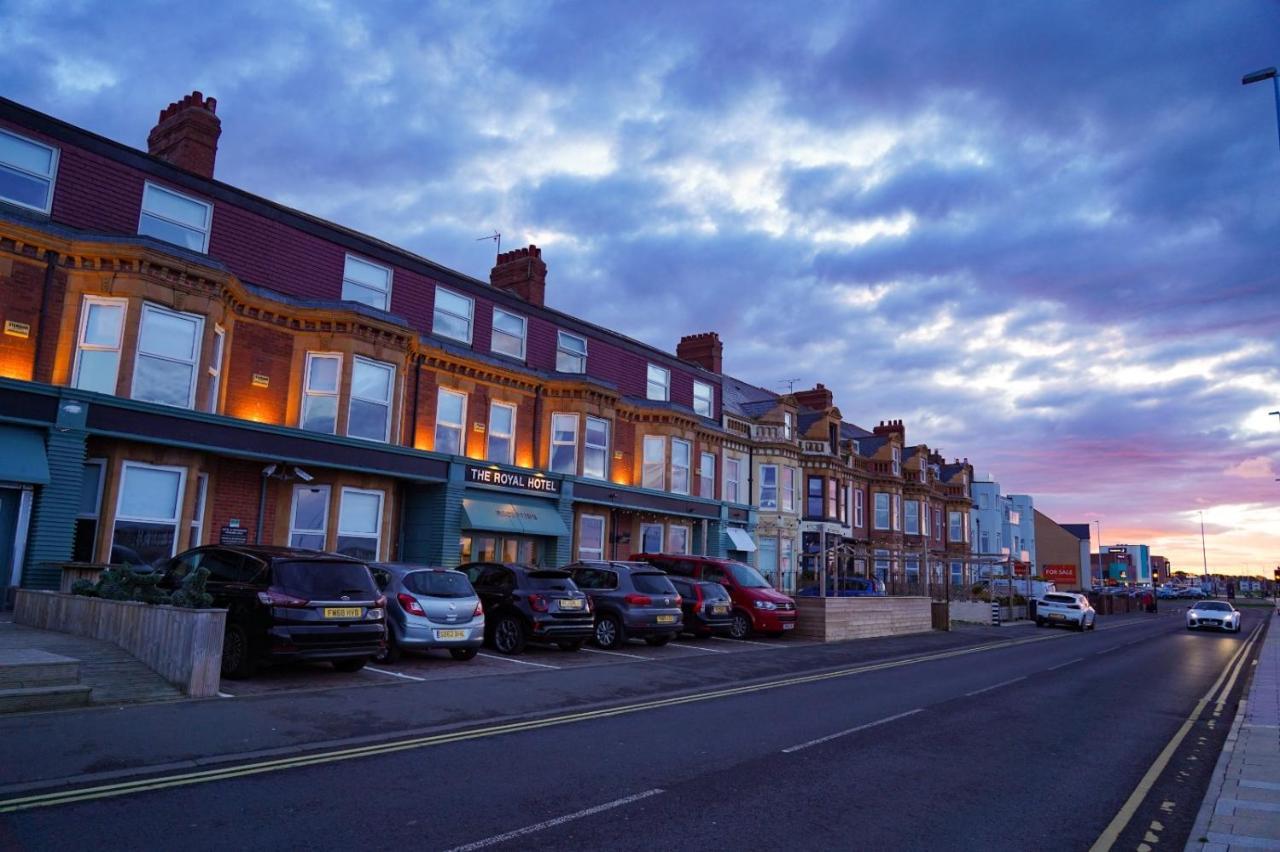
[526,570,576,592]
[272,561,378,600]
[403,571,473,598]
[632,573,678,596]
[1195,602,1231,611]
[726,562,772,588]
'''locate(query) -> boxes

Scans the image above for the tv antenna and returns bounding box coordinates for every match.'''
[476,230,501,254]
[779,378,801,393]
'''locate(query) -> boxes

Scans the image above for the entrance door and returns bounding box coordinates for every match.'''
[0,487,21,588]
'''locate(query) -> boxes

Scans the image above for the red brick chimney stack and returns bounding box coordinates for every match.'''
[676,332,723,373]
[147,92,222,179]
[490,245,547,306]
[792,383,834,411]
[873,419,906,438]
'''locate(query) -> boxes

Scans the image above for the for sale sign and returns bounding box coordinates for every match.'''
[1042,564,1078,583]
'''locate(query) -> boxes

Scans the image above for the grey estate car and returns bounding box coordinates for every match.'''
[369,563,484,662]
[567,561,684,649]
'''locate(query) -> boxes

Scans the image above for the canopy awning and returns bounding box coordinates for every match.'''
[461,495,568,537]
[726,527,756,552]
[0,426,49,485]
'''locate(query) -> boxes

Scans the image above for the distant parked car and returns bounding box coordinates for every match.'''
[1157,587,1179,599]
[567,561,683,649]
[797,576,885,597]
[369,564,483,662]
[1187,600,1241,632]
[667,576,734,637]
[636,553,797,639]
[1181,587,1208,599]
[460,562,594,654]
[162,545,386,679]
[1035,592,1096,631]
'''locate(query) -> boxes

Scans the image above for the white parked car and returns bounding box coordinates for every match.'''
[1186,601,1241,633]
[1036,592,1096,631]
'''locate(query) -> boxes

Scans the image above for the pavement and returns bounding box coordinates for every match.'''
[1189,611,1280,851]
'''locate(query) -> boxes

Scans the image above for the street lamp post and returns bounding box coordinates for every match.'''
[1200,509,1210,590]
[1094,519,1103,586]
[1243,68,1280,151]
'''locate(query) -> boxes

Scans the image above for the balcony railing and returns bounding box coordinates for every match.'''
[800,439,830,454]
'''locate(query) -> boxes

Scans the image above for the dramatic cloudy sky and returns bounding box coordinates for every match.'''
[3,1,1278,575]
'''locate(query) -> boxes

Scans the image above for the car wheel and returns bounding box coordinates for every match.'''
[333,658,367,673]
[1088,618,1096,631]
[556,640,584,652]
[450,647,479,661]
[645,635,671,647]
[594,615,625,650]
[1076,618,1086,632]
[374,629,401,664]
[220,623,256,680]
[729,611,752,640]
[493,616,527,655]
[1035,618,1045,628]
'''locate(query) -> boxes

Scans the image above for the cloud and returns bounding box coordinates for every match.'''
[1225,457,1276,480]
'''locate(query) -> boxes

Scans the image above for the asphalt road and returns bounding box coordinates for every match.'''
[0,608,1264,851]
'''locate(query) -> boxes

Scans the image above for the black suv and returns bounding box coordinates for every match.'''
[162,545,386,678]
[566,561,684,649]
[667,576,733,637]
[460,562,593,654]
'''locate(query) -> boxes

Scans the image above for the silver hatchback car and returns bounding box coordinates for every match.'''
[370,563,485,662]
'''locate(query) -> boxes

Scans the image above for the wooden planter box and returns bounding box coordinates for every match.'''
[59,563,108,594]
[13,590,226,698]
[794,596,934,642]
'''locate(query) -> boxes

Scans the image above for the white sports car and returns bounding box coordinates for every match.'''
[1186,601,1241,632]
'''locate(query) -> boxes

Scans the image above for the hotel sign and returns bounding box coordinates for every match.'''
[466,465,560,495]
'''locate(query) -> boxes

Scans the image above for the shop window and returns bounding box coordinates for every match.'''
[698,452,715,499]
[725,457,741,504]
[301,353,342,434]
[556,331,587,373]
[188,473,208,549]
[646,364,669,401]
[642,436,665,490]
[759,465,778,510]
[873,493,890,530]
[826,480,837,520]
[486,402,516,464]
[337,488,383,561]
[578,514,605,561]
[73,459,105,563]
[491,308,527,360]
[0,127,58,213]
[671,439,691,495]
[892,494,902,531]
[905,500,920,535]
[584,417,609,480]
[290,485,330,549]
[73,296,127,395]
[640,523,664,554]
[342,254,392,311]
[133,303,204,409]
[435,388,466,455]
[205,325,225,413]
[138,182,212,253]
[668,525,689,555]
[112,462,186,568]
[433,287,474,344]
[854,488,864,527]
[550,413,578,474]
[781,467,796,512]
[349,357,395,443]
[693,381,713,418]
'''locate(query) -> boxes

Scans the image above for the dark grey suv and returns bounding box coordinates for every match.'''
[567,561,684,649]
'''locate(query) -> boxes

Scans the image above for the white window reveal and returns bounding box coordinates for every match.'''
[205,325,225,413]
[642,435,666,490]
[671,438,691,495]
[578,514,605,561]
[132,303,204,409]
[290,485,331,550]
[584,417,609,480]
[699,452,715,499]
[646,364,670,401]
[491,308,527,359]
[336,488,383,561]
[556,331,587,373]
[342,254,392,311]
[0,128,59,213]
[138,182,212,253]
[550,413,579,475]
[433,286,474,344]
[112,462,187,568]
[693,381,714,417]
[73,296,127,395]
[435,388,466,455]
[301,353,342,434]
[486,402,516,464]
[640,523,664,554]
[667,525,690,555]
[348,357,395,442]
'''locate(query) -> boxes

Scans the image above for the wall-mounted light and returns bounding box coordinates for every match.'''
[251,374,270,388]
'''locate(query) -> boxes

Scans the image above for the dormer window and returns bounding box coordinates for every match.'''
[646,364,670,401]
[342,255,392,311]
[0,128,58,213]
[138,183,211,253]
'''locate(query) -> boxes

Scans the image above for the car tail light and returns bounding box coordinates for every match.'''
[673,596,682,607]
[529,593,549,613]
[397,593,426,617]
[258,589,309,608]
[473,600,484,617]
[624,593,653,606]
[585,596,594,612]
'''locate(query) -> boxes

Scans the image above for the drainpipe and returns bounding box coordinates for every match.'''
[30,250,60,381]
[409,354,423,448]
[256,470,270,545]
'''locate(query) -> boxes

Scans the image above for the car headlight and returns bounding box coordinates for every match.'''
[754,600,778,610]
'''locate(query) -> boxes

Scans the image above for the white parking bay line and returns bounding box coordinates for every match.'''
[365,666,426,682]
[710,636,785,649]
[476,653,560,670]
[1046,657,1085,672]
[581,647,651,661]
[216,691,234,698]
[965,675,1026,697]
[666,642,730,653]
[782,708,924,754]
[443,788,665,852]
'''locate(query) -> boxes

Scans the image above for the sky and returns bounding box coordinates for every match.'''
[2,0,1278,576]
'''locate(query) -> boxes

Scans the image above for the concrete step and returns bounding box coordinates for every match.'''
[0,649,81,689]
[0,684,92,713]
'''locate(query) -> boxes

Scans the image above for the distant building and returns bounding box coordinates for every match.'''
[1151,555,1170,584]
[1034,512,1089,590]
[1099,544,1152,585]
[969,477,1036,579]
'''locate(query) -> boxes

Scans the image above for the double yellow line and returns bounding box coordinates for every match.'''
[0,629,1076,814]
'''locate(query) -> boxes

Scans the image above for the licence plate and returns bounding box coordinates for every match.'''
[323,607,362,619]
[1049,613,1064,620]
[782,623,795,630]
[559,598,584,610]
[435,629,467,640]
[656,615,676,624]
[711,604,729,615]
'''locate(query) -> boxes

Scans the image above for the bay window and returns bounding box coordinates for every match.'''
[854,488,864,527]
[486,402,516,464]
[873,492,890,530]
[671,439,691,495]
[905,500,920,535]
[806,476,823,518]
[725,457,742,503]
[73,296,127,395]
[826,479,837,519]
[301,353,342,434]
[892,494,902,531]
[781,467,797,512]
[759,464,778,510]
[642,436,665,490]
[699,452,716,499]
[584,417,609,480]
[348,357,395,442]
[550,413,579,474]
[435,388,466,455]
[133,303,203,409]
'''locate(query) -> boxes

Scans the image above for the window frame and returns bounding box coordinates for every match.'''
[138,181,212,254]
[550,412,579,475]
[693,381,714,418]
[854,488,864,527]
[670,438,692,495]
[806,476,824,518]
[434,387,467,456]
[873,492,890,530]
[826,478,837,519]
[72,295,128,395]
[300,352,343,435]
[289,484,332,550]
[640,522,664,554]
[949,511,963,543]
[74,458,107,563]
[432,286,475,344]
[336,486,384,561]
[188,472,209,549]
[759,464,778,510]
[642,435,666,491]
[113,460,187,565]
[341,254,393,311]
[698,451,716,499]
[486,401,517,465]
[490,307,528,360]
[578,514,606,561]
[584,416,610,480]
[0,127,59,214]
[905,499,920,535]
[132,302,204,409]
[667,525,690,555]
[892,494,902,531]
[725,456,742,504]
[782,467,797,512]
[205,324,226,413]
[646,363,670,402]
[347,355,396,443]
[556,331,587,373]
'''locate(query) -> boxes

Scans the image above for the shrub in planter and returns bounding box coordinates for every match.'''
[70,565,212,609]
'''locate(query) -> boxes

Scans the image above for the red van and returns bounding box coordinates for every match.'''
[635,553,797,639]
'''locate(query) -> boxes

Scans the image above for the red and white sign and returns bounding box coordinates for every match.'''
[1042,564,1078,583]
[1013,561,1030,577]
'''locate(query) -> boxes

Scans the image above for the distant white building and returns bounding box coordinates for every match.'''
[970,477,1036,579]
